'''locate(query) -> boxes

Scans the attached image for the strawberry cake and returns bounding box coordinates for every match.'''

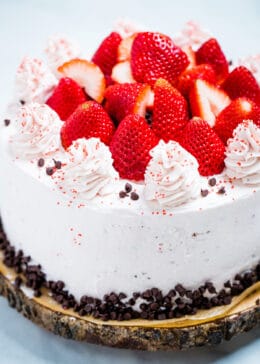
[0,21,259,322]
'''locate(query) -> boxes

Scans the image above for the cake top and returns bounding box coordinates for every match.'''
[2,20,260,214]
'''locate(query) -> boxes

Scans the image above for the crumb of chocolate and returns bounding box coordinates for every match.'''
[38,158,45,167]
[4,119,10,126]
[208,177,216,187]
[130,192,139,201]
[229,60,233,66]
[54,160,62,169]
[201,189,209,197]
[119,191,127,198]
[20,100,25,105]
[256,298,260,306]
[46,167,54,176]
[125,183,132,193]
[217,186,226,194]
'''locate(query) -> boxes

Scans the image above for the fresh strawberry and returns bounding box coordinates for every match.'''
[61,101,114,149]
[180,117,225,176]
[111,61,135,83]
[196,38,229,81]
[152,78,189,141]
[110,114,159,180]
[177,64,216,98]
[189,79,230,127]
[58,59,106,103]
[182,46,196,68]
[222,66,260,104]
[105,83,153,124]
[91,32,122,76]
[46,77,86,121]
[214,97,260,143]
[130,32,189,86]
[117,34,136,62]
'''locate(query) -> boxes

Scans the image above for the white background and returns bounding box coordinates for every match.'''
[0,0,259,362]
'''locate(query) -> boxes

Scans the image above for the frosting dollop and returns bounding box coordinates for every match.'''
[113,18,145,38]
[10,103,62,159]
[144,140,201,207]
[15,57,57,103]
[54,138,119,200]
[45,35,81,76]
[173,21,211,50]
[225,120,260,185]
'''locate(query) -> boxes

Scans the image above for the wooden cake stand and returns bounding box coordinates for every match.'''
[0,258,259,351]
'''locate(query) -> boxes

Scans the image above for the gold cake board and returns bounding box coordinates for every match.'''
[0,258,259,351]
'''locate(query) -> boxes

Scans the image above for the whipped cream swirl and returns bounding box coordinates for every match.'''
[45,34,81,76]
[55,138,119,200]
[225,120,260,185]
[10,103,62,159]
[15,57,57,103]
[144,140,201,208]
[173,21,211,50]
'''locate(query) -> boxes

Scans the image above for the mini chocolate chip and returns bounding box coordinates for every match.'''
[130,192,139,201]
[201,189,209,197]
[38,158,45,167]
[54,160,62,169]
[208,177,216,187]
[217,186,226,194]
[46,167,54,176]
[20,100,25,105]
[119,191,127,198]
[256,298,260,306]
[14,276,22,289]
[229,60,233,66]
[4,119,10,126]
[119,292,127,300]
[125,183,132,193]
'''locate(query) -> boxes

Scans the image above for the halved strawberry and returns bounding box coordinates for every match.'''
[117,34,136,62]
[177,64,216,98]
[152,78,189,142]
[182,46,196,68]
[58,59,106,103]
[105,83,153,124]
[196,38,229,82]
[189,79,230,127]
[131,32,189,86]
[222,66,260,104]
[110,114,159,180]
[180,117,225,176]
[91,32,122,76]
[111,61,135,83]
[61,101,115,149]
[46,77,86,121]
[214,97,260,143]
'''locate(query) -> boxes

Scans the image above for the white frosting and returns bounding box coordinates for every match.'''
[113,18,145,38]
[144,140,201,207]
[225,120,260,185]
[10,103,62,160]
[15,57,57,103]
[45,34,81,77]
[238,54,260,85]
[173,20,211,50]
[54,138,119,200]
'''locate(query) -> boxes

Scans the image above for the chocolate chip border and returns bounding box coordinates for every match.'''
[0,217,259,322]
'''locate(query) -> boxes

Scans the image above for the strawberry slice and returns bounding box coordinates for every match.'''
[61,101,115,149]
[196,38,229,81]
[131,32,189,86]
[189,79,230,127]
[58,59,106,103]
[110,114,159,180]
[182,46,196,68]
[91,32,122,76]
[222,66,260,104]
[105,83,153,124]
[177,64,217,98]
[180,117,225,176]
[117,34,136,62]
[46,77,86,121]
[152,78,189,142]
[111,61,135,84]
[214,97,260,143]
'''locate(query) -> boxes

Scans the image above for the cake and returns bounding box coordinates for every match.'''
[0,20,259,323]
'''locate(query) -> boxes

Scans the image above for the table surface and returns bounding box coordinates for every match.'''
[0,0,259,362]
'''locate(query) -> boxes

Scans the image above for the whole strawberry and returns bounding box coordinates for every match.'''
[92,32,122,76]
[131,32,189,86]
[196,38,229,82]
[214,97,260,143]
[46,77,86,120]
[110,114,159,180]
[61,101,115,149]
[222,66,260,104]
[152,78,189,142]
[180,117,225,176]
[105,83,152,124]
